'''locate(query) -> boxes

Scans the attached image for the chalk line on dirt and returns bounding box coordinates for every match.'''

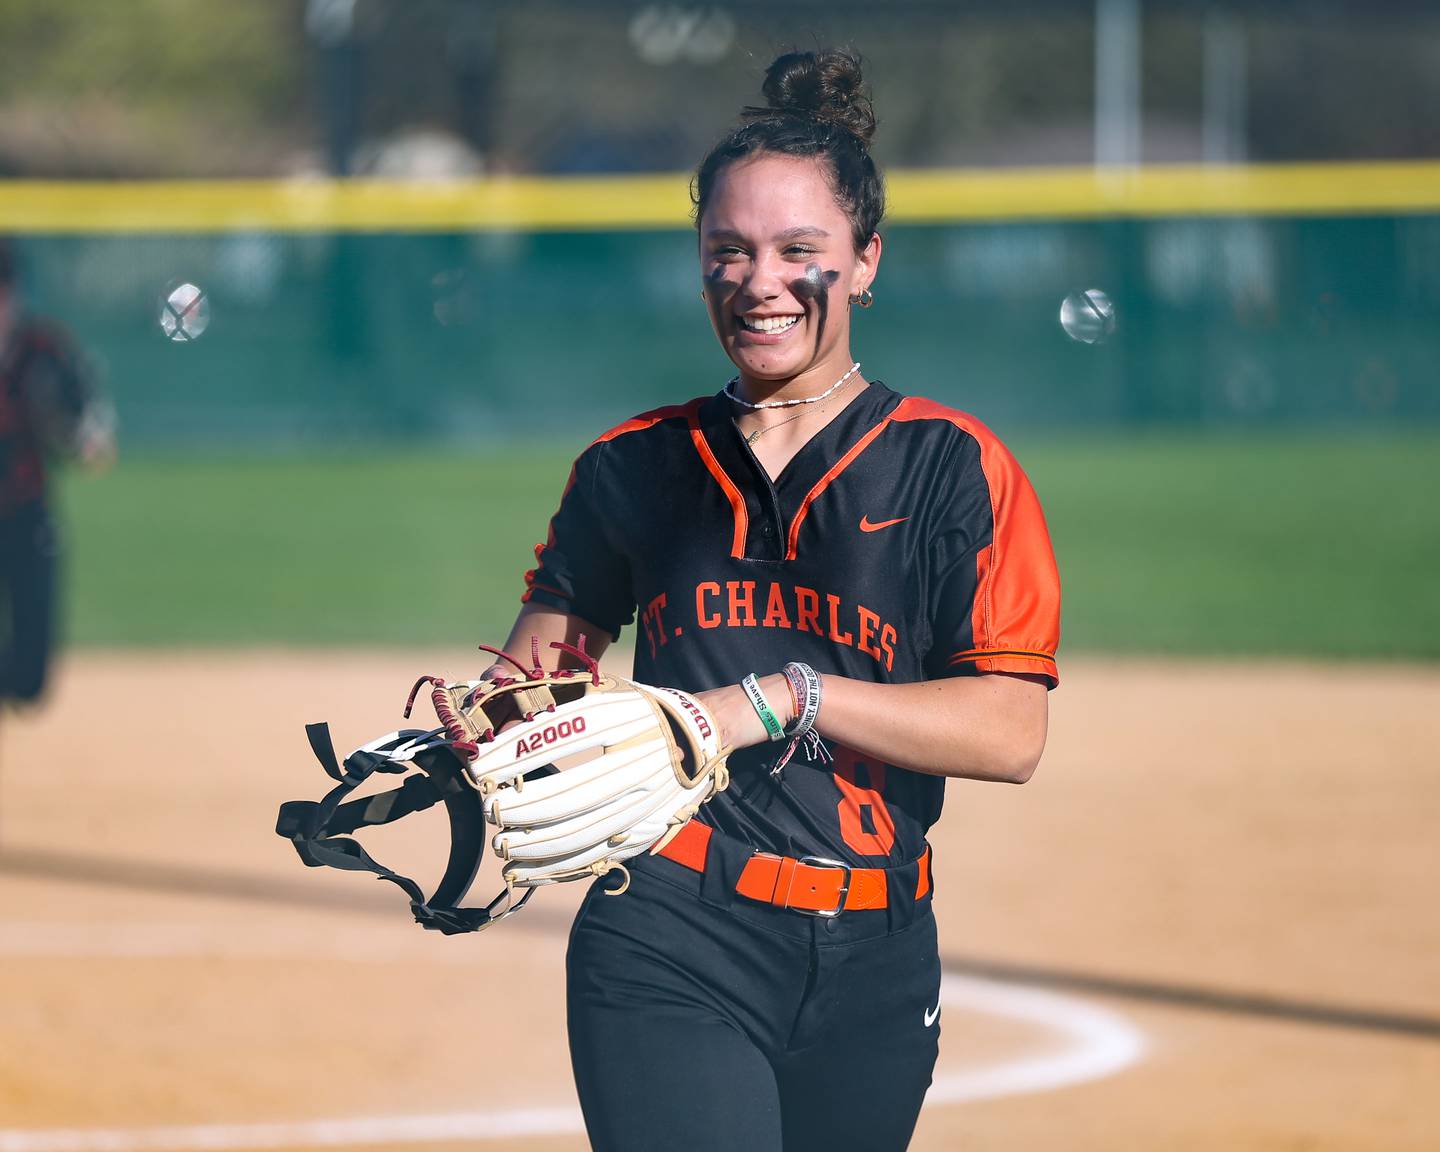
[0,924,1144,1151]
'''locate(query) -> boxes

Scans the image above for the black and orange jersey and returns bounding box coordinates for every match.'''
[523,381,1061,867]
[0,319,93,517]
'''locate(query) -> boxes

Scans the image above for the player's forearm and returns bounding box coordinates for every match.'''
[815,673,1048,783]
[486,604,612,677]
[700,671,1048,784]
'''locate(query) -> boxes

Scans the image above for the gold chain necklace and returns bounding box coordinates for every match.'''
[741,406,809,446]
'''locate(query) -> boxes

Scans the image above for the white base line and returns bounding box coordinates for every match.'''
[0,927,1144,1151]
[928,973,1145,1105]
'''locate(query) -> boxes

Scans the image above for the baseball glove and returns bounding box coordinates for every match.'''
[275,639,730,934]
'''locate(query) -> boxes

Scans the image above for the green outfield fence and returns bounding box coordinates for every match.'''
[4,167,1436,655]
[4,164,1439,445]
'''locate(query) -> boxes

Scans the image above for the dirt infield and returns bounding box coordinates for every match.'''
[2,651,1438,1151]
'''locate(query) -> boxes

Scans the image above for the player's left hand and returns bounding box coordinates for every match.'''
[76,424,117,472]
[73,401,118,473]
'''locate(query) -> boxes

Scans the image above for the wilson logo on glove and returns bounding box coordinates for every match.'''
[658,687,715,740]
[274,636,730,935]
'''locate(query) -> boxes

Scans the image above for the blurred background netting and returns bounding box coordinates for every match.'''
[1,0,1437,651]
[3,0,1440,443]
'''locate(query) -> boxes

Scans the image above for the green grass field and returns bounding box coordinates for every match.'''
[55,434,1440,659]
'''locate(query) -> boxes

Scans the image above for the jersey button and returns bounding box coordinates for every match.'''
[760,522,774,537]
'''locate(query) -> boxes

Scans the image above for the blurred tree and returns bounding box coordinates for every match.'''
[0,0,308,176]
[0,1,1437,179]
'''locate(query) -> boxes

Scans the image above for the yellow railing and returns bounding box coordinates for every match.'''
[2,161,1437,233]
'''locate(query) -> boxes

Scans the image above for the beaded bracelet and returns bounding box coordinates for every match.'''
[741,673,786,742]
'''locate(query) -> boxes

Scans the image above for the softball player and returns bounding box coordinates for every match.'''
[487,50,1060,1151]
[0,239,115,708]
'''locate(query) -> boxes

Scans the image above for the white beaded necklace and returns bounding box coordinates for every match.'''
[725,362,862,410]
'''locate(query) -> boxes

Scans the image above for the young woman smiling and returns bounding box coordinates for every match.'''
[491,48,1061,1152]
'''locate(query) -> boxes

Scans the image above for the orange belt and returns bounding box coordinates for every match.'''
[654,819,931,916]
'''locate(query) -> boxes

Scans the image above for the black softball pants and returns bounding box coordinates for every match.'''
[0,505,57,703]
[567,854,942,1152]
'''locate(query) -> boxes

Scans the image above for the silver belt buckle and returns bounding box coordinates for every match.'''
[795,855,852,918]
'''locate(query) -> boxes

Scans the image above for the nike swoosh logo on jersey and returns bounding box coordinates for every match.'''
[924,1000,941,1027]
[860,515,909,533]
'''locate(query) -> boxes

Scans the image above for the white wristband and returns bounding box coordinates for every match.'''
[782,662,823,738]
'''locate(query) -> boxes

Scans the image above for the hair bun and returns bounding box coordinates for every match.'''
[759,49,875,147]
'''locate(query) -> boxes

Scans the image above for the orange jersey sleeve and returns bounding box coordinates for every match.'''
[893,398,1061,687]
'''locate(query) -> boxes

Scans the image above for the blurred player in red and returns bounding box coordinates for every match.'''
[0,238,115,707]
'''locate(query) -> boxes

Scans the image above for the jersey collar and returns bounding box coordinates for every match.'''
[691,381,904,562]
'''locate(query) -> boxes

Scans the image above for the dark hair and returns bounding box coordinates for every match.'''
[692,49,885,252]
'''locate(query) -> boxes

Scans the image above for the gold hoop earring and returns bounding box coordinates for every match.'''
[849,288,874,308]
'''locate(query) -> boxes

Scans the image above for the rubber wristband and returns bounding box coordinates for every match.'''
[741,673,786,742]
